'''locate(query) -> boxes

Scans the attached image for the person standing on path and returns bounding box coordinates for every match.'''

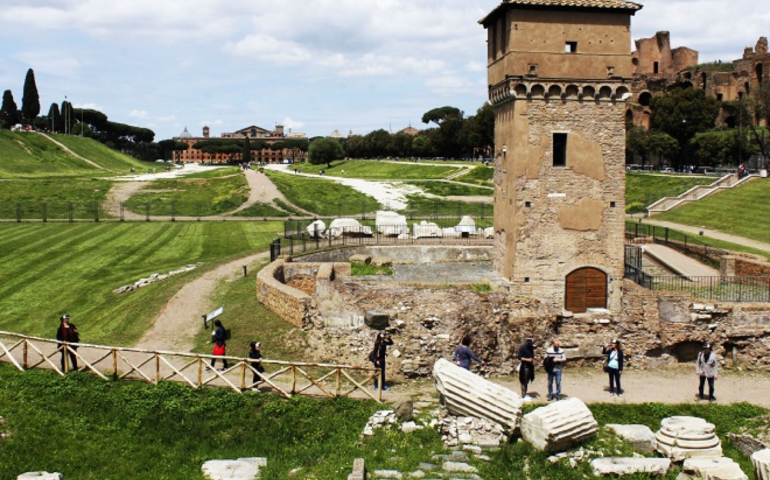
[602,339,624,397]
[248,341,264,390]
[545,339,567,401]
[696,343,718,401]
[56,314,79,372]
[370,333,394,391]
[210,320,229,371]
[453,336,484,370]
[517,337,535,400]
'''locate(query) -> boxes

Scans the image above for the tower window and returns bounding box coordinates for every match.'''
[565,42,577,53]
[653,62,659,74]
[553,133,568,167]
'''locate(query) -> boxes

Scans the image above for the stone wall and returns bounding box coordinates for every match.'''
[722,255,770,277]
[294,246,493,264]
[256,260,313,328]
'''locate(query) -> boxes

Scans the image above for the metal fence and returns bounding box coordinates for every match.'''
[625,221,722,269]
[0,331,383,402]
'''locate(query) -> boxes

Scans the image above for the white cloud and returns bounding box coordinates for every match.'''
[282,118,305,132]
[130,110,149,119]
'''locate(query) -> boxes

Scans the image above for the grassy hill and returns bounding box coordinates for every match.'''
[655,178,770,244]
[0,130,145,178]
[293,159,463,179]
[626,172,715,212]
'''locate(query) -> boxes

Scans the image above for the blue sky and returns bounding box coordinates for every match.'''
[0,0,768,141]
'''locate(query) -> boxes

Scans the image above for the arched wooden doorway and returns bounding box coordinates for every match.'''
[565,267,607,313]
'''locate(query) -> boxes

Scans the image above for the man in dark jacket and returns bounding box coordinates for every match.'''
[517,338,535,400]
[56,314,79,372]
[371,333,394,391]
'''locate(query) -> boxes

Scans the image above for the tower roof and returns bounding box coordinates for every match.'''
[480,0,642,25]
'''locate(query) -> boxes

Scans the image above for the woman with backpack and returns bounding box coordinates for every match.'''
[369,333,393,391]
[210,320,228,371]
[602,339,624,397]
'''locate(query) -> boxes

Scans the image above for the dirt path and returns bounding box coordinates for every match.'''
[134,251,270,352]
[638,217,770,253]
[228,169,313,216]
[33,132,106,170]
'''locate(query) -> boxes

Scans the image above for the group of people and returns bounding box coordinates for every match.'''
[52,315,720,401]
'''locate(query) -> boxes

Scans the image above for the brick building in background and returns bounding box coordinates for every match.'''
[173,125,307,164]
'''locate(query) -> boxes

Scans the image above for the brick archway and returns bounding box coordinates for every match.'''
[565,267,607,313]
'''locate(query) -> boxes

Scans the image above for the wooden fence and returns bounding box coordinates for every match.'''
[0,331,382,402]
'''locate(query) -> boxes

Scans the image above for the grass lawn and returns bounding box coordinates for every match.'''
[626,173,716,209]
[404,194,494,220]
[48,133,147,172]
[0,222,282,346]
[0,364,765,480]
[654,179,770,245]
[125,170,249,216]
[292,160,463,179]
[0,177,113,219]
[407,181,493,197]
[231,202,291,217]
[0,130,105,178]
[453,165,494,186]
[266,170,380,216]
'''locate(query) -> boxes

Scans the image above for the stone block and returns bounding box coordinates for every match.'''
[202,458,266,480]
[432,358,522,430]
[443,462,478,474]
[347,458,365,480]
[682,457,748,480]
[371,257,392,267]
[17,474,63,480]
[655,416,722,462]
[395,399,414,422]
[590,457,671,477]
[752,449,770,480]
[365,311,390,330]
[350,254,372,264]
[521,397,598,452]
[606,424,656,453]
[373,470,402,479]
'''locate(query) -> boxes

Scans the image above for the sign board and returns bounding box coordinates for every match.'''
[202,306,224,328]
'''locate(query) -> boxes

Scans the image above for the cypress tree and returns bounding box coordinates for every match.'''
[47,102,63,132]
[0,90,20,128]
[21,68,41,124]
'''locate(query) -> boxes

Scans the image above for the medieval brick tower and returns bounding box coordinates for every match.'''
[480,0,642,314]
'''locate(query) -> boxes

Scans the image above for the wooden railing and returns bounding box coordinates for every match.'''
[0,331,382,402]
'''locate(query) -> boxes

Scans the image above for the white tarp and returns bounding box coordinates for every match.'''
[413,221,442,238]
[455,215,477,234]
[306,219,326,237]
[327,218,372,238]
[483,226,494,239]
[442,227,461,238]
[376,211,409,235]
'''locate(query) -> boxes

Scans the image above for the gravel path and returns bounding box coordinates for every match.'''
[638,217,770,253]
[33,132,106,170]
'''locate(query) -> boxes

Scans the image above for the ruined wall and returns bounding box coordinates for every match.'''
[722,255,770,277]
[294,246,492,264]
[256,260,313,327]
[493,93,627,313]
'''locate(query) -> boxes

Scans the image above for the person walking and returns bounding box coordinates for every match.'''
[696,343,718,401]
[453,336,484,370]
[370,333,394,391]
[56,314,79,372]
[602,339,624,397]
[545,339,567,401]
[517,337,535,401]
[210,320,229,371]
[248,341,265,390]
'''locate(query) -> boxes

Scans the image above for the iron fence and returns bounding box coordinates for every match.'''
[625,221,722,269]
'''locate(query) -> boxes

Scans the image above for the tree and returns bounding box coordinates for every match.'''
[421,106,462,126]
[242,137,252,163]
[60,100,73,134]
[157,139,190,161]
[308,137,344,168]
[627,127,679,166]
[21,68,40,124]
[462,103,495,158]
[0,90,20,128]
[422,106,465,158]
[46,103,63,132]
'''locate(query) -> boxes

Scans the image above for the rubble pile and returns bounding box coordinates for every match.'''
[435,415,507,450]
[113,264,199,294]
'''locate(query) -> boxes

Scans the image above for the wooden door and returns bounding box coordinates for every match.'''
[565,267,607,313]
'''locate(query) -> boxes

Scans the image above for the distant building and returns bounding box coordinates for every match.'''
[328,129,346,139]
[399,125,419,136]
[173,125,307,163]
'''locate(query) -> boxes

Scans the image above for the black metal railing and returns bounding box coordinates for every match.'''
[625,221,723,269]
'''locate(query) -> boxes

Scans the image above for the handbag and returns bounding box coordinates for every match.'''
[213,344,226,356]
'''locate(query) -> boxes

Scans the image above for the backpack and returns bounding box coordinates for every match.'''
[368,349,376,363]
[543,356,555,374]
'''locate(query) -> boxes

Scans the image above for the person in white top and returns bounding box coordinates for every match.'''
[545,339,567,401]
[695,343,718,401]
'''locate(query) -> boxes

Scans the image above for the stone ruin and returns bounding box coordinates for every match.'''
[753,449,770,480]
[655,416,723,462]
[113,264,199,294]
[201,457,266,480]
[520,397,599,453]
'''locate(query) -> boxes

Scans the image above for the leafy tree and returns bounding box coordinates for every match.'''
[412,134,435,157]
[627,127,679,166]
[364,129,391,157]
[421,106,462,125]
[692,130,754,166]
[46,103,63,132]
[0,90,20,128]
[389,131,414,157]
[60,100,74,134]
[422,106,465,158]
[242,137,252,163]
[461,103,494,158]
[650,87,720,164]
[308,137,344,167]
[21,68,40,124]
[283,138,309,161]
[192,139,242,161]
[157,139,190,161]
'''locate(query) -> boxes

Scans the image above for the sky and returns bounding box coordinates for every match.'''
[0,0,768,141]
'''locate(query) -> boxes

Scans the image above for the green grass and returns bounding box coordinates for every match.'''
[273,198,304,216]
[178,166,241,179]
[407,181,493,196]
[655,180,770,245]
[351,263,394,276]
[0,222,281,345]
[231,202,291,217]
[292,160,463,179]
[0,178,113,219]
[48,133,147,172]
[190,260,306,361]
[266,171,380,216]
[125,171,249,216]
[0,365,765,480]
[0,130,105,178]
[626,172,715,208]
[404,194,494,219]
[454,165,494,186]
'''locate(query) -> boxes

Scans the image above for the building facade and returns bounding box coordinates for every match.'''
[481,0,641,314]
[173,125,307,164]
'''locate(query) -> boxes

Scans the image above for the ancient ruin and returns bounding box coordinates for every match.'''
[520,397,598,452]
[655,416,723,461]
[753,449,770,480]
[590,457,671,477]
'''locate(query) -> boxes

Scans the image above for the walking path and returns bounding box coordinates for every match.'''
[642,244,719,277]
[33,132,106,170]
[639,218,770,253]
